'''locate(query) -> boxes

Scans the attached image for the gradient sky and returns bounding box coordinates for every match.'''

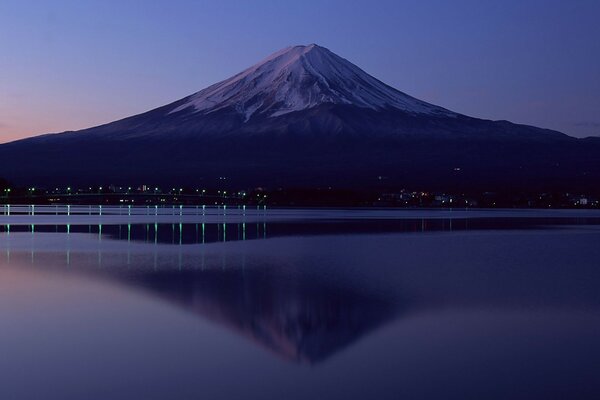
[1,0,599,143]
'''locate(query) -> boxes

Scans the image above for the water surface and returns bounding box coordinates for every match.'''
[1,208,599,399]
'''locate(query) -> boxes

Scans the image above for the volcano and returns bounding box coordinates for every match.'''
[1,44,599,193]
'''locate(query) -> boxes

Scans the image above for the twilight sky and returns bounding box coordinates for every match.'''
[1,0,599,143]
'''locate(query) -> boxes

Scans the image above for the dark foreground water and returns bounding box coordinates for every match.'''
[1,209,600,400]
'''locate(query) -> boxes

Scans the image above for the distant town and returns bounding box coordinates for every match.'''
[1,180,597,209]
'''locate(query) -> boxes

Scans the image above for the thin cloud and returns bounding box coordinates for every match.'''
[574,121,600,128]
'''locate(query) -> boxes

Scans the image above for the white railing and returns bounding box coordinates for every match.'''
[0,204,266,217]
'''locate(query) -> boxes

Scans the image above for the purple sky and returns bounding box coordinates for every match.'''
[1,0,599,143]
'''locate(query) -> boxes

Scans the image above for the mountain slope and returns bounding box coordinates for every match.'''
[0,44,598,193]
[169,44,454,119]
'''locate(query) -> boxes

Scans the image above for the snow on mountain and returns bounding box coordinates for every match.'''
[170,44,455,121]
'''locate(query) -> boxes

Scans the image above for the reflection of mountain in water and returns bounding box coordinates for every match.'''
[4,216,600,364]
[0,240,396,364]
[123,268,395,364]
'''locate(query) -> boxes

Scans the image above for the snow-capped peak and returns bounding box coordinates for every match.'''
[170,44,454,120]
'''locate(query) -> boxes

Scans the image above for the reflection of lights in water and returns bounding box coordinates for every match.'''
[98,225,103,267]
[66,226,70,266]
[98,225,102,267]
[2,217,279,252]
[30,224,35,263]
[5,232,9,263]
[178,222,183,268]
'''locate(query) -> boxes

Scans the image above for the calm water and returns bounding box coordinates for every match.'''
[1,208,600,400]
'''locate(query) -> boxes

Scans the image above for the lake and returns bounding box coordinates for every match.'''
[1,207,600,399]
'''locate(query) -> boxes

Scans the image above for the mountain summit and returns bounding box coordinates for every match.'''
[169,44,453,121]
[0,44,598,192]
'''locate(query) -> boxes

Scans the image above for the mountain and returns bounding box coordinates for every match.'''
[169,44,454,120]
[1,44,599,193]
